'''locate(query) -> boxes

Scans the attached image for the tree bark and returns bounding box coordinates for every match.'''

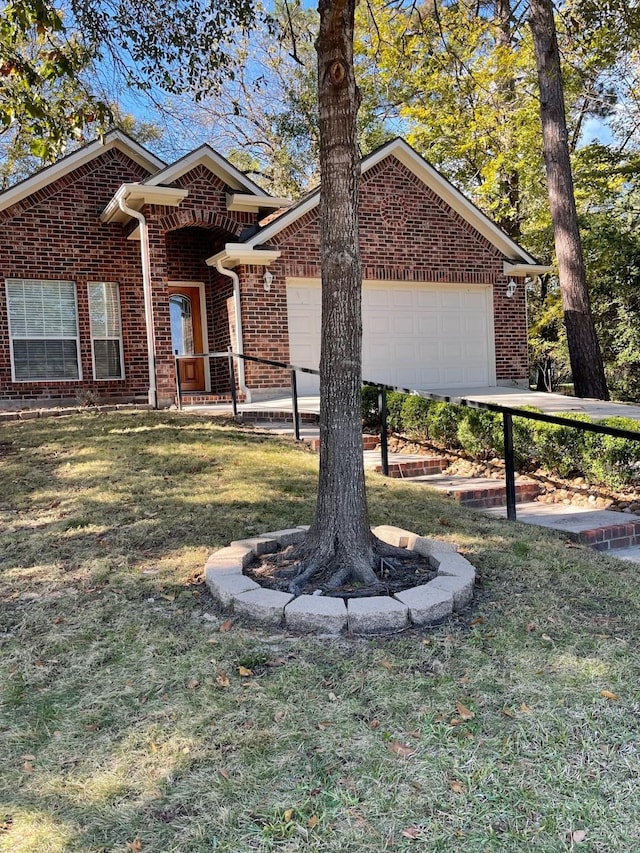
[529,0,609,400]
[288,0,379,593]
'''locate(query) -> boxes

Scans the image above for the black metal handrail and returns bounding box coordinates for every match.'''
[174,349,640,522]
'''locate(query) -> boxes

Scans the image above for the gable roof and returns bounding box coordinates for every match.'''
[0,129,166,214]
[142,144,270,196]
[237,137,549,273]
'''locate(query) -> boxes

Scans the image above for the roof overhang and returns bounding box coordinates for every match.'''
[0,129,166,215]
[226,192,293,213]
[504,262,552,277]
[206,243,281,269]
[100,183,189,226]
[143,146,271,195]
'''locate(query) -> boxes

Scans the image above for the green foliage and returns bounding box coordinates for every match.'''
[512,408,543,469]
[582,417,640,490]
[426,402,462,447]
[361,385,381,430]
[531,414,592,478]
[400,395,432,438]
[386,391,406,433]
[457,410,502,460]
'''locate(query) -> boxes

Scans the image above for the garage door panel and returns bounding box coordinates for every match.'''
[287,281,493,393]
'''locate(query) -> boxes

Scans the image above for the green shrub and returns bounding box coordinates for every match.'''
[386,391,407,433]
[400,395,432,438]
[426,402,463,447]
[583,417,640,490]
[532,413,591,478]
[457,409,502,459]
[512,407,542,469]
[361,385,381,431]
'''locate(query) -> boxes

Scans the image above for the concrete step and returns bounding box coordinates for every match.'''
[484,501,640,552]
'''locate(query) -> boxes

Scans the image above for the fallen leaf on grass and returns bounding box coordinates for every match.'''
[219,768,230,779]
[274,709,286,723]
[370,718,380,730]
[401,825,421,839]
[388,741,416,759]
[186,678,200,690]
[455,702,475,721]
[219,620,233,633]
[127,839,143,852]
[283,809,295,823]
[502,709,516,718]
[307,814,319,829]
[520,703,532,714]
[216,672,230,688]
[572,829,587,842]
[380,659,395,670]
[238,666,253,677]
[22,760,34,773]
[0,816,13,832]
[541,633,553,642]
[450,779,465,794]
[469,617,484,626]
[600,690,619,701]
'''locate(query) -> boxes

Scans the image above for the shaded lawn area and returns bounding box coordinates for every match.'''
[1,410,639,852]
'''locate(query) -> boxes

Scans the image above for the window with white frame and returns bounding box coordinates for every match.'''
[6,279,81,381]
[88,281,124,380]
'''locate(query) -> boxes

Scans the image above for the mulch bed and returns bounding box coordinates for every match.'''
[246,546,437,599]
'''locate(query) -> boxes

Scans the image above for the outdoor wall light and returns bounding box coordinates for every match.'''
[263,269,274,292]
[505,278,518,298]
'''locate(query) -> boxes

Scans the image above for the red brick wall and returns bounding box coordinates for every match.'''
[0,149,152,405]
[240,155,529,389]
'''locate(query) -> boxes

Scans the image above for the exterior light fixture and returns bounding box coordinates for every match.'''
[263,269,274,292]
[505,278,518,298]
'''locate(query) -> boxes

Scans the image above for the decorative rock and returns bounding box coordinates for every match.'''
[233,588,294,624]
[430,574,474,610]
[394,584,453,626]
[412,536,458,558]
[347,596,409,634]
[432,551,476,581]
[284,595,348,634]
[206,572,261,607]
[205,543,255,570]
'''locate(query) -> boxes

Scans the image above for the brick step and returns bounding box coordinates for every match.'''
[577,520,640,552]
[362,434,379,451]
[241,410,319,424]
[374,457,445,478]
[407,474,541,508]
[182,393,246,404]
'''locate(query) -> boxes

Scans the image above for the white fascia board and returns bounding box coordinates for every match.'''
[143,145,269,195]
[226,192,293,212]
[206,244,281,268]
[243,193,320,248]
[100,183,189,224]
[504,262,552,277]
[0,129,165,214]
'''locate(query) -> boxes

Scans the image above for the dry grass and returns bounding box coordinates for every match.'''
[1,410,640,852]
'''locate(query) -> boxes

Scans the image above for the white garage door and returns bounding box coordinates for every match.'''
[286,280,495,395]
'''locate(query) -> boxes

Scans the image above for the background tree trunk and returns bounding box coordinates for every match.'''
[289,0,378,592]
[529,0,609,400]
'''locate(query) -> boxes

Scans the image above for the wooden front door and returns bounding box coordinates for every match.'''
[168,285,205,392]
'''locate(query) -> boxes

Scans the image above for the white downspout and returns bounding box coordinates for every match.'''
[118,193,158,408]
[215,259,250,402]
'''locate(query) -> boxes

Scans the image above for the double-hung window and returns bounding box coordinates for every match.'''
[88,281,124,380]
[6,279,81,381]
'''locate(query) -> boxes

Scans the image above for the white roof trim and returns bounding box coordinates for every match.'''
[504,261,552,276]
[206,243,281,268]
[143,145,270,195]
[244,138,544,267]
[0,129,165,214]
[226,192,293,212]
[100,183,189,224]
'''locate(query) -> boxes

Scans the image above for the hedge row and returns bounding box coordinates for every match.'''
[362,387,640,490]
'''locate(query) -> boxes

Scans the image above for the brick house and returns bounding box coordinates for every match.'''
[0,130,548,408]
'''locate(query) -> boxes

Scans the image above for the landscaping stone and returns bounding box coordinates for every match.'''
[432,551,476,581]
[372,525,419,549]
[412,536,458,558]
[230,536,279,556]
[206,573,261,607]
[430,574,475,610]
[259,528,306,546]
[284,595,348,634]
[205,543,255,570]
[394,584,453,626]
[233,588,294,624]
[347,596,409,634]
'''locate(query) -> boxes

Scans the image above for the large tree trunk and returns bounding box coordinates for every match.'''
[529,0,609,400]
[288,0,379,593]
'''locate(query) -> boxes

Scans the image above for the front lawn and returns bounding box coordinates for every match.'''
[1,411,639,852]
